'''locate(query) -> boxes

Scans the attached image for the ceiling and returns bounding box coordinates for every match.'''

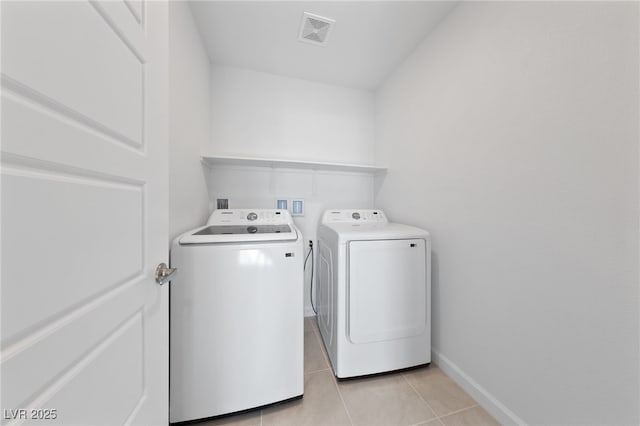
[189,1,458,91]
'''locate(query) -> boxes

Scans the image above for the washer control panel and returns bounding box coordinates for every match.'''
[322,210,388,224]
[207,209,293,226]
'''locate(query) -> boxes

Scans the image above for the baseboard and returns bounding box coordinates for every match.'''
[304,307,316,317]
[431,348,526,425]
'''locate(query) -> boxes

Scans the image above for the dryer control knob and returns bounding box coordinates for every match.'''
[247,212,258,221]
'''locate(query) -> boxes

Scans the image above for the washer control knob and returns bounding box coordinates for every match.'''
[352,212,361,220]
[247,212,258,221]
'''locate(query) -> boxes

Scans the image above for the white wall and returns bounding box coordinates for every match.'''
[168,2,210,241]
[207,66,377,315]
[375,2,639,425]
[209,65,375,164]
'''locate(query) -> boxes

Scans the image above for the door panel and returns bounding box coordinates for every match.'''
[2,2,145,147]
[43,313,145,426]
[1,167,144,342]
[1,280,148,414]
[348,239,426,344]
[123,0,144,26]
[1,1,168,425]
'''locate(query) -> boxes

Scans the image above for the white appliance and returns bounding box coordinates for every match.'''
[317,209,431,378]
[170,209,303,423]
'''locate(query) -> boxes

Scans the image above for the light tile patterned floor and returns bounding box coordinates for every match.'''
[200,317,499,426]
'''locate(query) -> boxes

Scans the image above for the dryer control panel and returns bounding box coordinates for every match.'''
[321,210,388,224]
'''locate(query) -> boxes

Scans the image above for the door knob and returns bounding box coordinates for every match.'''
[155,262,177,285]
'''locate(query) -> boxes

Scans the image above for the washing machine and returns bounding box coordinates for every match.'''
[316,209,431,378]
[170,209,303,423]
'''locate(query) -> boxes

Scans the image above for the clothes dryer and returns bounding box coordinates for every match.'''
[316,209,430,378]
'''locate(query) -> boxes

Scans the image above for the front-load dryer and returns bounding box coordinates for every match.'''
[316,209,431,378]
[170,209,303,423]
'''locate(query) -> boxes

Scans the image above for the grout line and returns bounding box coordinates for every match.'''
[310,322,332,370]
[402,373,439,422]
[331,372,355,426]
[304,320,332,376]
[407,418,444,426]
[401,369,480,424]
[311,320,354,425]
[438,404,479,420]
[407,420,437,426]
[305,367,331,374]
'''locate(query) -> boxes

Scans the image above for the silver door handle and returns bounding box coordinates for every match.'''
[155,262,177,285]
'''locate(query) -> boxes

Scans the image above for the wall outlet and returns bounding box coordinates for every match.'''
[276,199,288,209]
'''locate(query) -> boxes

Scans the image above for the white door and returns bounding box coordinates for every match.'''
[1,1,168,425]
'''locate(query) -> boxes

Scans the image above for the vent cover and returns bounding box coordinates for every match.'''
[298,12,335,46]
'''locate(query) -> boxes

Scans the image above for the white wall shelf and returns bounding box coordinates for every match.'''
[202,155,387,174]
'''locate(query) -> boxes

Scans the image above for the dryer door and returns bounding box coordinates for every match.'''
[347,239,426,344]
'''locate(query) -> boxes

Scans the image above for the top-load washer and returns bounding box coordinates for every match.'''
[170,209,303,423]
[316,209,431,378]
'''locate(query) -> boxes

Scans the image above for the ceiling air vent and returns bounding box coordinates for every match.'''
[298,12,335,46]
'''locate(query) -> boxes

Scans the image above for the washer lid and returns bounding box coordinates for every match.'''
[195,224,291,235]
[179,224,298,244]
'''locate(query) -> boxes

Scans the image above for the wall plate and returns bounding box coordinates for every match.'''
[292,199,304,216]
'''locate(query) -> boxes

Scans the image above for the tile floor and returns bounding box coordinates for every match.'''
[201,317,499,426]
